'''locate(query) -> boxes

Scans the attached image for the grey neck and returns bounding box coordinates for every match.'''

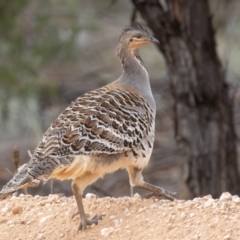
[115,44,155,111]
[117,44,148,81]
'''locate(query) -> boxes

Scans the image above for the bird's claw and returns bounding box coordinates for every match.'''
[78,214,105,230]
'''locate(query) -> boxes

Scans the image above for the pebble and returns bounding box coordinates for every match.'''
[124,208,131,216]
[181,212,186,219]
[193,198,201,202]
[1,206,11,213]
[39,215,52,224]
[204,199,215,208]
[223,234,231,240]
[219,192,232,202]
[12,205,23,214]
[68,206,78,219]
[59,233,65,238]
[232,195,240,203]
[203,194,213,200]
[0,218,7,224]
[137,207,146,214]
[101,227,114,237]
[150,204,158,209]
[37,233,44,239]
[7,220,14,226]
[38,201,46,207]
[221,202,228,210]
[133,193,141,200]
[114,219,120,226]
[85,193,97,199]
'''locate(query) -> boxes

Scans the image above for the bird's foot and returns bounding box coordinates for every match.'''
[143,189,178,201]
[78,215,105,230]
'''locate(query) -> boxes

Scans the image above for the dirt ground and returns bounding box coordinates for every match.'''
[0,192,240,240]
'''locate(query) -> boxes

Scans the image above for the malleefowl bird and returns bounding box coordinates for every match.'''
[0,22,177,230]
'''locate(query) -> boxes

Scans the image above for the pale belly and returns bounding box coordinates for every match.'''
[50,147,152,181]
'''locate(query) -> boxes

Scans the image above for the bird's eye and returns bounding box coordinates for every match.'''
[136,34,141,39]
[130,39,133,42]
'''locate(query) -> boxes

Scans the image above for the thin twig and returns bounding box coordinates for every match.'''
[11,148,19,174]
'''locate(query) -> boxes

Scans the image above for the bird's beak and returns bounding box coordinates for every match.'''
[142,36,160,45]
[132,36,160,48]
[150,36,159,44]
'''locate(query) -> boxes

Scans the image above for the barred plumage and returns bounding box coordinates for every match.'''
[0,22,177,230]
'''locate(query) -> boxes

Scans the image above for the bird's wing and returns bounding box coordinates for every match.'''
[35,86,154,159]
[0,86,155,197]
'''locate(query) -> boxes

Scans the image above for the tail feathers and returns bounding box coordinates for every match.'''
[0,159,50,199]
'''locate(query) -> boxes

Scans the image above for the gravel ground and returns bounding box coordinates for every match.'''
[0,192,240,240]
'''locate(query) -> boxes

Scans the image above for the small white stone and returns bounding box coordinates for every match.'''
[137,207,145,214]
[219,192,232,201]
[37,233,44,239]
[133,193,141,199]
[221,202,228,210]
[181,212,186,218]
[109,215,115,220]
[39,215,52,224]
[203,194,212,200]
[101,227,114,237]
[7,220,14,226]
[204,199,215,207]
[223,234,231,240]
[113,219,120,226]
[38,201,46,206]
[1,206,11,213]
[232,195,240,203]
[85,193,97,199]
[193,198,201,202]
[150,204,158,209]
[189,213,195,217]
[124,208,131,216]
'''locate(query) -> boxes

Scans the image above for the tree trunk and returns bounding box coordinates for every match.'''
[132,0,240,198]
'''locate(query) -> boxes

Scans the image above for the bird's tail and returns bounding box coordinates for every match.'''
[0,158,53,200]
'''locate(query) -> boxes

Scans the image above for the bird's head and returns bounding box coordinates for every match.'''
[119,22,159,50]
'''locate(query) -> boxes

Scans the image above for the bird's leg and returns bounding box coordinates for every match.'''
[138,182,178,200]
[128,167,178,200]
[71,175,104,230]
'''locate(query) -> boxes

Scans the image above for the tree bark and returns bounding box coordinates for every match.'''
[132,0,240,198]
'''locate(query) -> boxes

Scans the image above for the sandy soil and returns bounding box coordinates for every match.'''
[0,192,240,240]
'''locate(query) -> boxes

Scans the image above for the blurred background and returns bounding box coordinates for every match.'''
[0,0,240,199]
